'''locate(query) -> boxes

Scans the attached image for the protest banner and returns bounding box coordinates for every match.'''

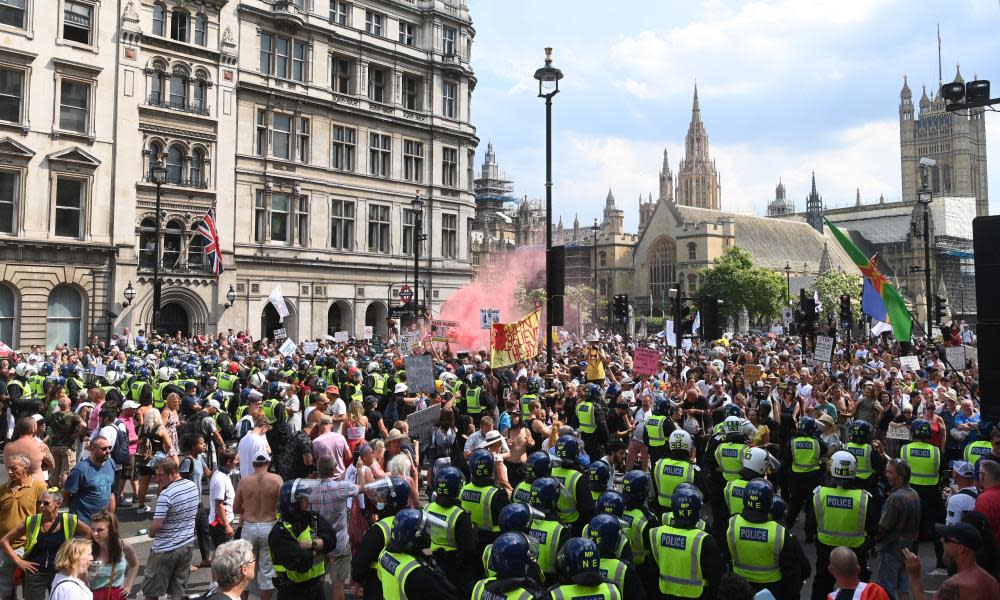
[404,354,436,395]
[899,355,920,372]
[632,347,660,376]
[273,328,287,341]
[743,365,763,383]
[400,332,422,355]
[945,346,967,371]
[406,403,442,449]
[886,422,912,441]
[363,326,373,340]
[490,309,541,367]
[431,320,458,342]
[302,341,319,355]
[480,309,501,330]
[279,338,297,357]
[372,336,384,353]
[813,335,834,363]
[334,331,349,343]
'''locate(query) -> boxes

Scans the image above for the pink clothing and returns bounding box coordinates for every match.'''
[118,415,138,453]
[87,400,105,433]
[312,431,352,479]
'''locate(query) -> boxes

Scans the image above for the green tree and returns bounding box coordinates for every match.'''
[809,270,863,321]
[513,281,546,314]
[697,246,785,324]
[565,284,596,335]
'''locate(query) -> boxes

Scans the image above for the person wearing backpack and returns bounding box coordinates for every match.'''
[178,432,215,569]
[91,409,130,506]
[179,399,226,470]
[947,461,980,525]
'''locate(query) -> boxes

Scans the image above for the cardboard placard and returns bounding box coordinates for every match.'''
[401,332,422,356]
[363,326,374,340]
[372,336,384,353]
[886,422,912,441]
[945,346,967,371]
[302,341,319,355]
[279,338,297,357]
[632,347,661,376]
[431,320,458,342]
[490,310,542,367]
[404,354,436,395]
[813,335,834,363]
[899,355,920,372]
[273,328,288,341]
[480,309,501,330]
[405,403,442,449]
[743,365,763,383]
[92,362,107,377]
[334,331,349,343]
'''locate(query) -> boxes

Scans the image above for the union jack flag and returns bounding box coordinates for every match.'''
[197,208,224,275]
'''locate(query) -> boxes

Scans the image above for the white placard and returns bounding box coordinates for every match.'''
[302,341,319,355]
[363,326,373,340]
[279,338,297,357]
[400,332,422,355]
[334,331,349,343]
[404,354,436,395]
[813,335,834,363]
[681,338,692,350]
[92,362,107,377]
[945,346,967,371]
[899,355,920,372]
[480,308,501,330]
[771,325,784,335]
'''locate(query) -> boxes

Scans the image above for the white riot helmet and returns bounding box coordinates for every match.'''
[104,370,121,385]
[722,416,743,438]
[668,429,694,453]
[250,371,268,389]
[345,358,357,370]
[145,354,159,368]
[157,366,173,381]
[741,447,770,476]
[366,361,380,374]
[14,362,28,377]
[440,372,457,385]
[829,450,858,480]
[740,419,758,440]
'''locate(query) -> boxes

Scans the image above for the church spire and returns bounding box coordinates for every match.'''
[811,171,818,195]
[691,83,701,123]
[661,149,671,174]
[605,187,616,208]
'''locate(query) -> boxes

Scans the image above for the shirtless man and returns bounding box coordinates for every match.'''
[2,417,54,483]
[234,452,282,600]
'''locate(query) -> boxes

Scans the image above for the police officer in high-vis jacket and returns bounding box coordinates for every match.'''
[723,447,776,522]
[461,449,510,546]
[783,416,826,541]
[648,485,724,600]
[350,476,412,600]
[845,420,884,499]
[964,422,994,466]
[653,429,706,513]
[551,435,595,536]
[547,537,621,600]
[643,397,672,464]
[726,479,804,600]
[588,514,645,600]
[901,418,946,569]
[514,451,551,505]
[809,451,877,600]
[472,532,548,600]
[481,503,545,584]
[528,477,569,581]
[575,384,609,462]
[376,508,458,600]
[267,479,336,600]
[426,466,479,597]
[619,470,659,593]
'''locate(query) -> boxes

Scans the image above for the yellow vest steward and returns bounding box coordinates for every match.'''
[576,401,597,434]
[715,442,747,482]
[377,550,420,600]
[23,514,78,557]
[791,436,822,473]
[649,524,707,598]
[726,515,784,584]
[465,388,484,415]
[901,441,940,486]
[550,467,582,523]
[654,458,695,508]
[964,441,993,466]
[270,520,326,583]
[527,518,564,575]
[845,443,874,480]
[425,501,463,552]
[724,478,751,517]
[460,483,499,532]
[645,416,667,447]
[812,486,869,548]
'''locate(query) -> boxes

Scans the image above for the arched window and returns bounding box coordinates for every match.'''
[194,13,207,46]
[164,220,183,269]
[188,222,205,271]
[599,251,607,267]
[152,3,166,36]
[192,76,207,113]
[165,145,184,184]
[687,273,697,294]
[139,217,156,269]
[169,69,187,109]
[46,286,82,349]
[943,164,952,193]
[147,142,162,177]
[687,242,697,261]
[190,149,204,186]
[0,285,14,347]
[648,237,677,302]
[149,67,167,105]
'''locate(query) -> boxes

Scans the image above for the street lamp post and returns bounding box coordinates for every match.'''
[783,262,792,306]
[145,152,167,335]
[534,47,563,378]
[412,192,426,325]
[918,162,934,334]
[591,218,599,333]
[669,286,682,378]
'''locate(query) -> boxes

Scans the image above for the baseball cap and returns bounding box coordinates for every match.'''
[253,452,271,464]
[394,383,408,394]
[207,399,222,410]
[30,413,44,423]
[950,460,975,478]
[185,382,197,390]
[122,400,140,410]
[325,385,340,396]
[935,522,982,550]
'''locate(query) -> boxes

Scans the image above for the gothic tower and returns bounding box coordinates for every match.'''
[766,178,795,217]
[806,171,824,234]
[658,149,674,203]
[602,188,624,235]
[899,67,989,216]
[675,84,722,210]
[639,193,655,234]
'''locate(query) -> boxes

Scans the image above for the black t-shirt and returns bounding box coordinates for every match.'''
[364,409,383,441]
[681,395,710,433]
[606,412,629,440]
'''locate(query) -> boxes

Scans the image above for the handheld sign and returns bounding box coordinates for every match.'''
[899,355,920,372]
[404,354,436,394]
[813,335,834,363]
[273,328,288,341]
[480,309,501,330]
[334,331,349,343]
[302,341,319,355]
[631,347,660,376]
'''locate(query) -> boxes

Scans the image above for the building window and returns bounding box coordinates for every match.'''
[54,176,85,238]
[0,0,26,29]
[292,40,306,82]
[599,280,607,296]
[331,56,352,94]
[331,125,355,171]
[170,10,188,42]
[192,77,208,113]
[648,237,677,302]
[296,195,309,247]
[443,27,456,55]
[442,213,457,259]
[254,192,266,242]
[270,193,289,243]
[165,145,183,183]
[364,11,382,36]
[190,149,204,185]
[0,170,18,234]
[402,76,419,110]
[687,273,697,294]
[58,80,89,134]
[330,199,354,250]
[149,68,166,104]
[0,68,23,124]
[275,37,289,79]
[168,71,187,108]
[0,285,13,347]
[599,251,607,267]
[442,147,457,187]
[368,66,386,103]
[260,33,273,75]
[367,204,390,253]
[255,109,267,156]
[330,1,349,25]
[47,285,83,349]
[402,208,416,255]
[369,132,390,178]
[687,242,696,261]
[442,81,456,118]
[272,113,292,160]
[63,1,93,45]
[399,21,415,46]
[194,13,207,46]
[297,118,310,163]
[152,3,166,36]
[403,139,423,182]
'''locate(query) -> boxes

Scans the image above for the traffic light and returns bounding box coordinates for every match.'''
[934,294,949,325]
[612,294,630,321]
[839,294,852,323]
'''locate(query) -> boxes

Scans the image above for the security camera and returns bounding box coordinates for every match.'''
[919,157,937,167]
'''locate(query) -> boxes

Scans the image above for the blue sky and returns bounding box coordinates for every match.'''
[467,0,1000,231]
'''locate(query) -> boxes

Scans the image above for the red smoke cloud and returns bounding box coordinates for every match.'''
[439,246,546,351]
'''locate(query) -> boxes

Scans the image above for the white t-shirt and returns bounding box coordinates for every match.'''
[95,424,123,471]
[946,487,979,525]
[286,395,302,433]
[208,468,236,525]
[236,432,270,478]
[330,398,347,435]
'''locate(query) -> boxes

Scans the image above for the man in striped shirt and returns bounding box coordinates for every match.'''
[141,456,199,600]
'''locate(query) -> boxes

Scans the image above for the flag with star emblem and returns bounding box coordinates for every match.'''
[825,218,912,341]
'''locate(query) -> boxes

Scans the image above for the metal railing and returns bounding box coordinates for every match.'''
[143,172,209,189]
[146,94,211,116]
[138,251,211,274]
